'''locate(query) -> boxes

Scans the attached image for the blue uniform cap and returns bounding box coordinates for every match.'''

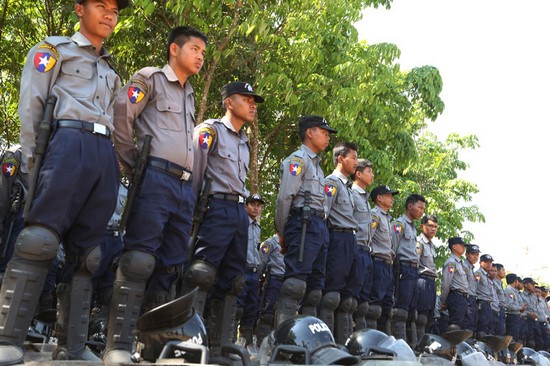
[299,115,337,134]
[221,82,264,103]
[76,0,129,9]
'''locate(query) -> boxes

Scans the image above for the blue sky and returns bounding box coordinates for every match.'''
[356,0,550,281]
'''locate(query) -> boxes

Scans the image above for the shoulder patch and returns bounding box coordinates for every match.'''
[260,242,270,254]
[416,242,422,255]
[475,274,481,282]
[324,179,337,197]
[34,43,59,73]
[447,264,455,273]
[288,157,304,176]
[393,222,403,235]
[371,214,379,229]
[2,156,19,178]
[127,79,148,104]
[198,126,216,150]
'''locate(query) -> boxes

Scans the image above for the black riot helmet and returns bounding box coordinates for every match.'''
[134,288,208,363]
[259,315,357,365]
[345,329,388,356]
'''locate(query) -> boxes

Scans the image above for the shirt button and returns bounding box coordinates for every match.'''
[100,75,103,79]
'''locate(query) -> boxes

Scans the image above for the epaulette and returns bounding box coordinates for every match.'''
[202,118,221,126]
[137,66,163,79]
[292,149,305,159]
[43,36,72,46]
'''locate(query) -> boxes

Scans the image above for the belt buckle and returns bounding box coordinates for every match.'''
[93,123,107,136]
[180,171,191,181]
[238,195,245,204]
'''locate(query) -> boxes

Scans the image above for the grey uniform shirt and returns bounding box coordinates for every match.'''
[351,184,372,247]
[464,261,478,297]
[193,117,250,197]
[392,214,418,263]
[489,278,500,312]
[494,278,506,308]
[324,171,357,230]
[258,234,285,277]
[370,205,394,261]
[246,217,261,267]
[504,286,524,315]
[275,144,326,236]
[440,253,469,304]
[475,269,495,303]
[417,233,437,278]
[113,65,195,177]
[19,32,121,168]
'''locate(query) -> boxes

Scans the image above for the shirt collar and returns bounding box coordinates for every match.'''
[162,65,194,94]
[352,183,366,194]
[300,144,318,160]
[332,170,348,185]
[72,32,110,57]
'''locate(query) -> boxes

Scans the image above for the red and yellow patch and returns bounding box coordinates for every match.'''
[199,126,216,150]
[34,44,59,73]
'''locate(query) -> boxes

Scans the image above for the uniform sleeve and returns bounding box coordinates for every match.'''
[323,177,338,218]
[275,157,303,237]
[391,221,403,254]
[371,213,380,235]
[18,42,62,165]
[113,74,151,179]
[440,261,454,304]
[192,123,216,196]
[0,153,16,232]
[504,289,521,313]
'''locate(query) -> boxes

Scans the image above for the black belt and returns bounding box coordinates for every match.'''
[331,228,356,234]
[56,119,111,137]
[419,273,437,280]
[372,255,392,265]
[399,260,418,268]
[210,193,245,204]
[148,157,192,182]
[358,245,372,253]
[247,265,258,273]
[290,207,327,220]
[106,228,120,237]
[451,289,469,299]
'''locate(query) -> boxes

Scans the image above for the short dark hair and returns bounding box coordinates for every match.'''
[332,142,358,166]
[495,263,504,271]
[421,215,438,225]
[405,194,425,210]
[167,26,208,61]
[351,158,372,181]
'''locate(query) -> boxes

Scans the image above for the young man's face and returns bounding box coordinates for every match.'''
[308,127,330,154]
[245,201,262,220]
[421,219,438,240]
[466,251,479,265]
[356,166,374,187]
[408,200,426,220]
[172,36,206,77]
[339,149,358,176]
[76,0,119,44]
[376,193,394,211]
[227,94,257,123]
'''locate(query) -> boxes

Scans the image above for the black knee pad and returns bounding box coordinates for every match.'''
[303,289,322,307]
[321,292,341,311]
[366,304,382,320]
[357,302,369,316]
[183,260,217,291]
[338,297,354,312]
[281,278,307,301]
[15,225,59,261]
[84,245,102,274]
[118,250,155,280]
[230,275,245,296]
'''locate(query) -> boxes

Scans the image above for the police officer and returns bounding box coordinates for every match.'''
[350,159,375,331]
[321,141,359,344]
[105,26,207,365]
[236,193,264,349]
[180,81,264,355]
[504,273,527,342]
[368,185,399,334]
[488,265,500,335]
[415,215,438,342]
[534,286,550,350]
[440,237,469,330]
[517,277,529,345]
[256,232,285,343]
[475,254,496,337]
[523,277,540,349]
[493,263,507,336]
[0,1,128,363]
[391,194,425,344]
[0,146,27,279]
[274,115,336,327]
[464,244,480,334]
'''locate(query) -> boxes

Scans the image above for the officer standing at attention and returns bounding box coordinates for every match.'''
[391,194,426,345]
[368,185,399,334]
[504,273,527,343]
[463,244,480,334]
[440,237,470,330]
[523,277,540,349]
[320,141,359,344]
[493,263,507,336]
[236,193,264,350]
[105,26,207,365]
[475,253,496,337]
[350,159,375,331]
[0,1,128,364]
[274,115,337,327]
[256,232,285,343]
[415,215,439,342]
[180,81,264,355]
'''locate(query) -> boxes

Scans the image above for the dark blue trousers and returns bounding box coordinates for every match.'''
[324,231,358,298]
[394,263,419,311]
[237,269,261,327]
[354,247,373,303]
[447,291,468,328]
[260,275,283,316]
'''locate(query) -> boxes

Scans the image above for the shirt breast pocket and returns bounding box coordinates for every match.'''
[58,61,93,98]
[156,100,183,131]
